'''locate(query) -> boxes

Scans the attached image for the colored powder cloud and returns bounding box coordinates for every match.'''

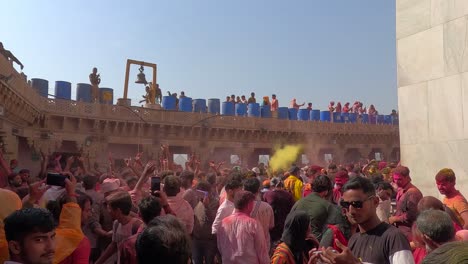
[269,145,303,172]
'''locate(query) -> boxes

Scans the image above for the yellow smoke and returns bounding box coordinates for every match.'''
[269,145,303,172]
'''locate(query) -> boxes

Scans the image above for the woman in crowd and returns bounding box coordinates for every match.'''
[271,211,318,264]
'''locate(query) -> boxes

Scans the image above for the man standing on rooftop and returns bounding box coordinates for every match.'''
[271,94,279,111]
[248,92,256,104]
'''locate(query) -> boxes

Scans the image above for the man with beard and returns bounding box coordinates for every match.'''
[312,176,414,264]
[4,208,56,264]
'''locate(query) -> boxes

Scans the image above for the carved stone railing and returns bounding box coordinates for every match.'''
[40,97,398,135]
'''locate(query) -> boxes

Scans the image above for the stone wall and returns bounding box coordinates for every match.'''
[397,0,468,196]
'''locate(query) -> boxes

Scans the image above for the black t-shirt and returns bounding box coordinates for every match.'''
[348,222,410,264]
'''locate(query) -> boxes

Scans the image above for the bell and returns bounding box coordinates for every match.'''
[135,65,148,84]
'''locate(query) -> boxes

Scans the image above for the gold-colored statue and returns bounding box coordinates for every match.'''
[89,67,100,102]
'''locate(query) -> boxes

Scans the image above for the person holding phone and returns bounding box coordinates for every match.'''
[310,177,413,264]
[192,181,219,264]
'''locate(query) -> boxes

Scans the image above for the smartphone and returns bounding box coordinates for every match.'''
[46,173,68,187]
[151,177,161,192]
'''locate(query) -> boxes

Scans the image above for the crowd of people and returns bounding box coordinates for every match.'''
[164,90,399,117]
[0,147,467,264]
[221,93,399,116]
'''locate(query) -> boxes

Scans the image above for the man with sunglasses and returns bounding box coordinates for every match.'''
[312,176,414,264]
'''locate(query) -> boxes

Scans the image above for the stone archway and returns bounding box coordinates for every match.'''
[343,148,362,163]
[368,148,383,161]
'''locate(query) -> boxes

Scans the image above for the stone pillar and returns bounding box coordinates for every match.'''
[397,1,468,196]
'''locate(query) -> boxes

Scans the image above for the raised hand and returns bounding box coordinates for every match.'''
[55,154,62,162]
[64,173,77,196]
[28,179,49,203]
[319,239,360,264]
[143,161,157,175]
[124,158,132,167]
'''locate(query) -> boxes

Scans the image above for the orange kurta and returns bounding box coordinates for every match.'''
[54,202,84,264]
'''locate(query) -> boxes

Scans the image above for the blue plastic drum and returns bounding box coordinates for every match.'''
[261,105,272,118]
[277,107,289,119]
[235,103,247,116]
[320,111,331,122]
[333,112,343,123]
[179,97,193,112]
[208,98,220,114]
[99,88,113,104]
[162,96,176,110]
[193,99,207,113]
[348,113,357,123]
[341,113,350,123]
[31,78,49,97]
[221,101,235,116]
[361,114,369,124]
[76,83,92,103]
[288,108,298,120]
[297,109,309,121]
[54,81,71,100]
[310,110,320,121]
[248,103,260,117]
[384,115,392,124]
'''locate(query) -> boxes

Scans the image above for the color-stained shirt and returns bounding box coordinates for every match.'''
[284,175,303,202]
[217,212,269,264]
[250,200,274,247]
[348,222,414,264]
[443,190,468,226]
[118,225,145,264]
[394,183,422,239]
[112,217,143,264]
[212,199,235,234]
[182,188,200,209]
[167,195,195,234]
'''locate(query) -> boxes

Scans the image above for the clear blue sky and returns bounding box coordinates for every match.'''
[1,0,396,113]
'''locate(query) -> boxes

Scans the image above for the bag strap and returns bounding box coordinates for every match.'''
[251,201,261,218]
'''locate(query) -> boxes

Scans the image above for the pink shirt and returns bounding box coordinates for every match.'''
[167,195,194,234]
[217,212,269,264]
[250,201,274,247]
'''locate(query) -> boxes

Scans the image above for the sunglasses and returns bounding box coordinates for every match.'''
[340,196,375,209]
